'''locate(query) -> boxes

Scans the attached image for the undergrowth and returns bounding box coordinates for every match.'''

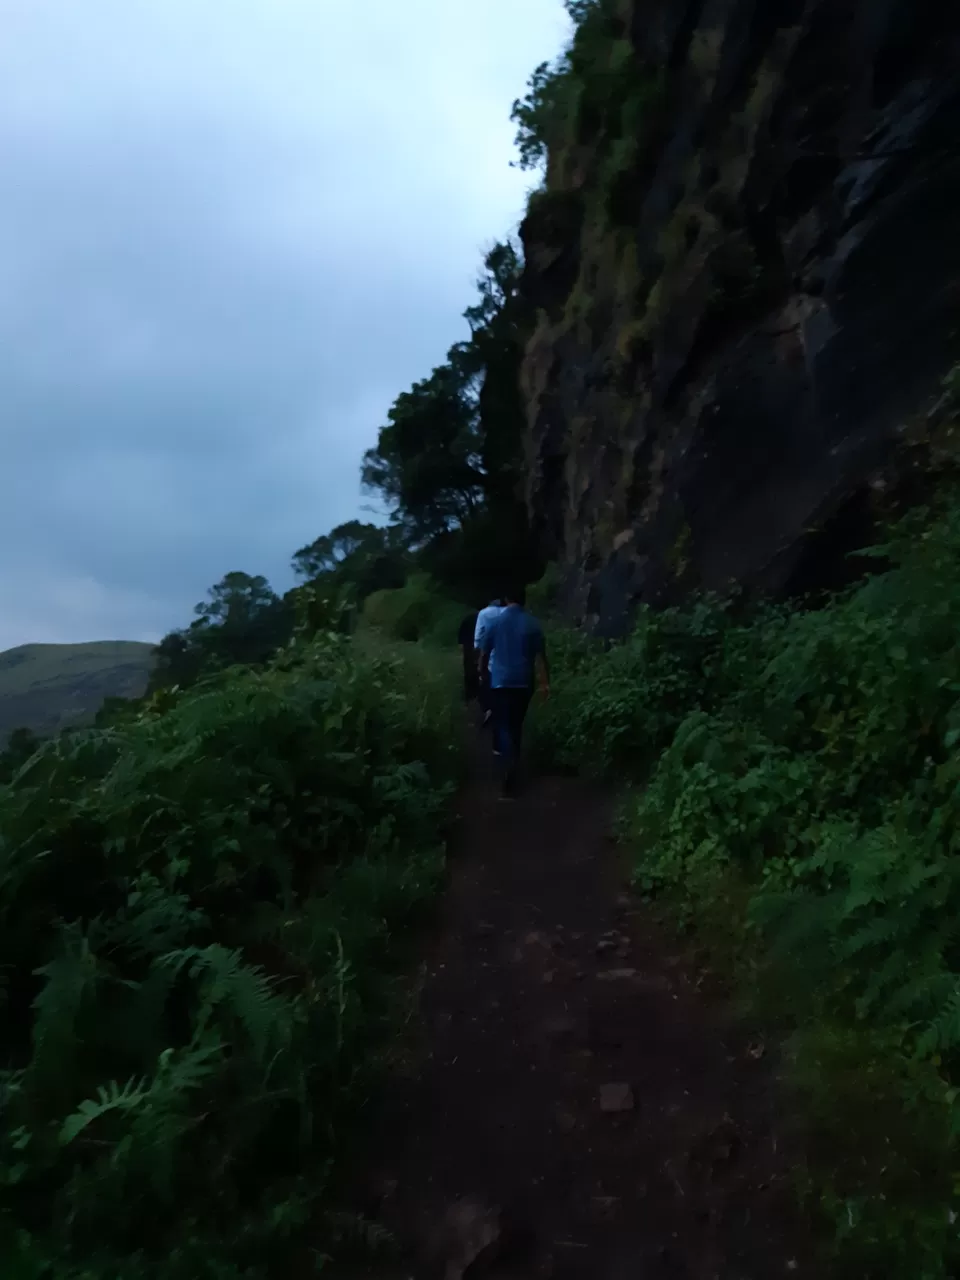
[0,633,459,1278]
[533,494,960,1276]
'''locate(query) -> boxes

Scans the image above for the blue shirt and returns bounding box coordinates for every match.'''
[473,603,503,649]
[481,605,545,689]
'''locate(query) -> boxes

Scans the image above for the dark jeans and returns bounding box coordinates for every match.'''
[492,686,533,792]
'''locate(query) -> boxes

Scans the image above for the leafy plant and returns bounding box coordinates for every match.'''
[0,633,458,1278]
[536,492,960,1273]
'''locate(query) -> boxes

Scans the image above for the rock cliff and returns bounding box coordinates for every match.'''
[520,0,960,631]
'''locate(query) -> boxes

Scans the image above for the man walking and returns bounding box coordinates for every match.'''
[473,597,504,727]
[479,586,549,797]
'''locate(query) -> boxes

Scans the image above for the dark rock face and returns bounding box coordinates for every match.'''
[520,0,960,633]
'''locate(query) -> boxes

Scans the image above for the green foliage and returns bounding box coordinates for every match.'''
[532,595,738,774]
[291,520,407,597]
[361,573,464,647]
[537,494,960,1273]
[150,572,295,693]
[0,634,458,1278]
[0,727,41,783]
[511,0,620,172]
[361,240,541,598]
[512,0,664,230]
[361,354,486,540]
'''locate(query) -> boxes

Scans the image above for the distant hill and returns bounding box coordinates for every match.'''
[0,641,156,742]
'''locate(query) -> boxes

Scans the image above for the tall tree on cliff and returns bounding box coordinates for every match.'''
[361,240,541,598]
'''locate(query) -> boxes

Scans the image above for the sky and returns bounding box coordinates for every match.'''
[0,0,569,650]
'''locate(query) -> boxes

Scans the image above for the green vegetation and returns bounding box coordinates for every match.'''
[1,632,458,1278]
[512,0,663,226]
[0,642,155,743]
[5,0,953,1272]
[533,487,960,1275]
[361,574,464,647]
[0,141,539,1280]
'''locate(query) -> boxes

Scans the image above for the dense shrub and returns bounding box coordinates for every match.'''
[0,635,458,1278]
[535,495,960,1275]
[361,573,465,647]
[531,596,737,773]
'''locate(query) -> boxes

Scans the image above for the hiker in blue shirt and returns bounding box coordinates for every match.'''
[479,585,550,797]
[473,597,504,728]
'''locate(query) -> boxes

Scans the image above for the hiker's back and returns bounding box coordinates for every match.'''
[490,607,542,689]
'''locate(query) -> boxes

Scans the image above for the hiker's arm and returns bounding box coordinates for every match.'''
[479,626,494,678]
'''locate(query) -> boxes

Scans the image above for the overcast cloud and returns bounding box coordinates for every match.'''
[0,0,568,649]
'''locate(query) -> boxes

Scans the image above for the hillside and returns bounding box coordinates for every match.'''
[0,640,156,741]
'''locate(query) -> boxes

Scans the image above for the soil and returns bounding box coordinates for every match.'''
[350,736,809,1279]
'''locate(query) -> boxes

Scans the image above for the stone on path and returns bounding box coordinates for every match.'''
[599,1083,635,1113]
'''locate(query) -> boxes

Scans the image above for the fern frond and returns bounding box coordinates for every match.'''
[29,924,101,1089]
[59,1075,150,1144]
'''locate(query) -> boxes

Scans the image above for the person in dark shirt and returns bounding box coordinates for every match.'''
[479,585,549,797]
[457,609,480,703]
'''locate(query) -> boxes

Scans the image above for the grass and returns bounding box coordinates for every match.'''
[0,641,155,741]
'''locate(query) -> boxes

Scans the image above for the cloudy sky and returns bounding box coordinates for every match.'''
[0,0,568,649]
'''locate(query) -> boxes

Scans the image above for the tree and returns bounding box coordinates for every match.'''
[361,353,486,540]
[359,239,541,598]
[510,0,621,172]
[150,572,294,691]
[292,521,409,607]
[194,571,279,628]
[292,521,389,581]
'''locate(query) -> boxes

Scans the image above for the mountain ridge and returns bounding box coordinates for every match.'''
[0,640,156,741]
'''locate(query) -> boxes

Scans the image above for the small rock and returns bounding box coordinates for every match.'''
[615,892,633,910]
[475,921,496,938]
[615,941,631,959]
[597,968,637,981]
[599,1083,634,1113]
[542,969,556,984]
[595,939,618,956]
[556,1109,577,1134]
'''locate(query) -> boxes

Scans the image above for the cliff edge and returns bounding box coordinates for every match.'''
[520,0,960,631]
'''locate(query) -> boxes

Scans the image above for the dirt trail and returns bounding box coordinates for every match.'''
[360,741,806,1279]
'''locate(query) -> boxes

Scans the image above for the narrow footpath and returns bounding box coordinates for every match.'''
[359,739,808,1279]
